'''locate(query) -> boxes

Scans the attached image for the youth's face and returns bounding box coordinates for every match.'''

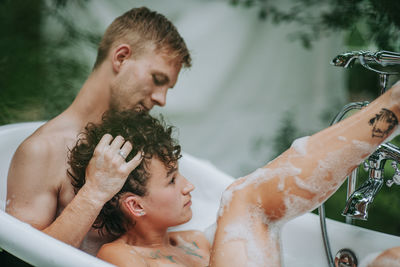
[110,47,182,112]
[142,158,195,228]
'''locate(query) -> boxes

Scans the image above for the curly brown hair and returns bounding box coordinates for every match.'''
[93,6,191,69]
[68,110,181,237]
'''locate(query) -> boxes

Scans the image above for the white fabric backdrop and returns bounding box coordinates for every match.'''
[77,0,348,177]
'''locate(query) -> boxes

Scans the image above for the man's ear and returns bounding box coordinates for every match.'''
[112,44,132,73]
[123,194,146,217]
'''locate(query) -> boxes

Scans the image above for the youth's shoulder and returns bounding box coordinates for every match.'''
[170,230,211,250]
[97,242,147,267]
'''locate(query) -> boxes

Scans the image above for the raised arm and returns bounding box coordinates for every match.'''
[6,134,142,248]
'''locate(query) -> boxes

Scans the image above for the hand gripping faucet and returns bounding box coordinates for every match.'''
[342,143,400,220]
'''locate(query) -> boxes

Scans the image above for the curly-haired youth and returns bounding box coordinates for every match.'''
[68,110,181,237]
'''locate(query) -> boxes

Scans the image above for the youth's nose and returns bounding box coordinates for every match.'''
[182,177,195,195]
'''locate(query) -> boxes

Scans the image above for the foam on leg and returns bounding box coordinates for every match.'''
[222,205,281,267]
[290,136,310,156]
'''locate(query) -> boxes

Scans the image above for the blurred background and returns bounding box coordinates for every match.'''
[1,0,399,236]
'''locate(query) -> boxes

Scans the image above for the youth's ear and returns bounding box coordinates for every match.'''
[123,194,146,217]
[112,44,132,73]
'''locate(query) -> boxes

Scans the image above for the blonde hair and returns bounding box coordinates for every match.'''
[93,7,191,69]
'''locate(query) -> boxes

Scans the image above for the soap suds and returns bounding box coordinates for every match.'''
[290,136,310,156]
[222,206,281,267]
[218,162,301,217]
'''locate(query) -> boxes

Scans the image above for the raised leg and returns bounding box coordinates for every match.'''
[210,82,400,267]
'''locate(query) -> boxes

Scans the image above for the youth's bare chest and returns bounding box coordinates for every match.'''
[140,245,209,267]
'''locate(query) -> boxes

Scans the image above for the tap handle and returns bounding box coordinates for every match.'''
[387,162,400,187]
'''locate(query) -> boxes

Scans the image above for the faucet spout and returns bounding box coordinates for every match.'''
[342,142,400,220]
[341,178,383,220]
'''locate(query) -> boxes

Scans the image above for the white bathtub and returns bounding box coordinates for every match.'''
[0,122,399,266]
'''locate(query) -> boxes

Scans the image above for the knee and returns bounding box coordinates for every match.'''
[225,177,251,200]
[218,178,253,217]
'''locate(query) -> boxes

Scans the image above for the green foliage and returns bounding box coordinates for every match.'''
[270,111,306,158]
[251,111,307,166]
[229,0,400,50]
[0,0,98,125]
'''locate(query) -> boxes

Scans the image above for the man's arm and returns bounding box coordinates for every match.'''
[6,134,142,247]
[7,138,61,230]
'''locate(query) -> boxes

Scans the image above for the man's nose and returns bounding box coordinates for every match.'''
[151,87,167,107]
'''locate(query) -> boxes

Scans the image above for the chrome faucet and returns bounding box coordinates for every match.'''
[331,50,400,220]
[331,50,400,93]
[342,143,400,220]
[319,50,400,267]
[331,50,400,72]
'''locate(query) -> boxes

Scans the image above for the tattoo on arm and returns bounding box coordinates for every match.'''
[369,108,398,138]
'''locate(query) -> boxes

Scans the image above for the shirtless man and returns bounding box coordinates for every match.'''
[6,7,191,254]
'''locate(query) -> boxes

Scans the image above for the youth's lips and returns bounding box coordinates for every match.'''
[184,199,192,207]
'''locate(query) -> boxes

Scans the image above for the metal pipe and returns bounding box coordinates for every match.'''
[318,101,369,267]
[345,169,358,225]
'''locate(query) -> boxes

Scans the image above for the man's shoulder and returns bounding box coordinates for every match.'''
[10,119,80,179]
[17,119,78,157]
[16,128,59,160]
[15,129,52,159]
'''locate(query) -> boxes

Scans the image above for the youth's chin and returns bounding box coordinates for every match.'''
[183,210,193,223]
[176,210,193,226]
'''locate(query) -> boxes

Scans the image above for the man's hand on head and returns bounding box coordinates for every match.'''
[83,134,143,203]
